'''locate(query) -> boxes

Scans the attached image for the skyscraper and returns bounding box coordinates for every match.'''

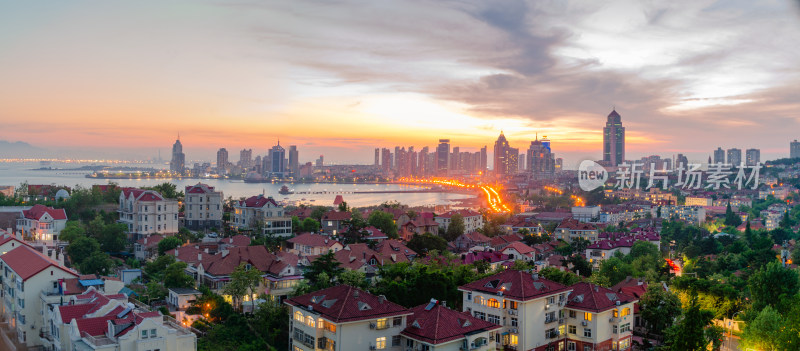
[603,109,625,166]
[437,139,450,174]
[268,141,286,176]
[374,148,380,166]
[170,136,185,173]
[526,135,555,179]
[239,149,252,169]
[216,148,228,174]
[316,155,324,167]
[746,148,760,166]
[480,146,487,174]
[713,147,725,164]
[791,140,800,159]
[288,145,299,177]
[451,147,460,171]
[493,132,510,177]
[381,148,392,174]
[727,148,742,166]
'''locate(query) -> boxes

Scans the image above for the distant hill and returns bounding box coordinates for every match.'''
[0,140,46,158]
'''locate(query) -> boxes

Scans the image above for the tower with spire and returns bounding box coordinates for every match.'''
[603,109,626,166]
[170,134,185,174]
[494,131,511,177]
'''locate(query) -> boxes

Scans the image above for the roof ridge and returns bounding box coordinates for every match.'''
[336,285,353,320]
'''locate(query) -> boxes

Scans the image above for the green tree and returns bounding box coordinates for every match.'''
[639,285,681,335]
[304,251,343,290]
[310,206,328,222]
[163,261,195,289]
[539,267,582,286]
[144,255,177,280]
[250,299,290,350]
[406,233,448,255]
[145,182,180,199]
[224,263,263,312]
[158,236,183,256]
[724,202,742,227]
[444,213,466,241]
[338,269,368,289]
[79,251,114,275]
[66,236,101,266]
[748,260,800,311]
[741,306,782,351]
[301,218,320,233]
[60,220,86,243]
[663,297,716,351]
[367,210,398,239]
[629,241,660,260]
[595,257,632,285]
[338,201,348,212]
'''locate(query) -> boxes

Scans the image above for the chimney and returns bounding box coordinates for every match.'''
[144,237,148,245]
[174,249,178,257]
[378,295,386,304]
[353,290,359,298]
[442,301,447,308]
[198,253,202,261]
[594,285,599,292]
[204,248,209,253]
[532,273,539,281]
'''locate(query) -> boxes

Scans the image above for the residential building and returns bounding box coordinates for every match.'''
[437,139,450,174]
[168,287,202,326]
[321,211,351,235]
[118,188,179,238]
[285,285,412,351]
[170,137,185,174]
[684,196,713,207]
[459,270,573,351]
[16,204,67,242]
[656,205,706,224]
[563,282,637,351]
[500,216,544,235]
[184,183,223,230]
[603,109,625,166]
[727,148,742,166]
[502,241,537,261]
[586,230,661,268]
[401,300,501,351]
[494,132,511,177]
[232,195,292,237]
[286,233,344,255]
[571,206,600,223]
[0,245,79,348]
[216,147,229,174]
[435,210,484,233]
[554,219,599,242]
[791,140,800,159]
[713,147,725,164]
[134,234,164,260]
[453,232,492,252]
[745,148,760,166]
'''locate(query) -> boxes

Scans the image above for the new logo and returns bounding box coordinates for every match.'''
[578,160,608,191]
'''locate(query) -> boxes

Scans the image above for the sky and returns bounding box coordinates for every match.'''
[1,0,800,168]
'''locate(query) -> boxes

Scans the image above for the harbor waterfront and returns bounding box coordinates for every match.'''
[0,161,475,207]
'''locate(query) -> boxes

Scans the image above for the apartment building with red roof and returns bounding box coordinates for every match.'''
[401,299,501,350]
[15,204,68,242]
[118,187,179,238]
[453,231,492,252]
[500,215,544,235]
[555,218,599,243]
[285,285,412,351]
[184,183,223,230]
[563,282,637,351]
[134,234,164,260]
[502,241,537,262]
[233,194,292,237]
[286,233,344,255]
[435,209,484,233]
[321,210,351,235]
[459,269,573,351]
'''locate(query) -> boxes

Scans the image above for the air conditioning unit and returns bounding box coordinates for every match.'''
[370,346,377,351]
[369,323,376,329]
[581,321,588,326]
[559,318,564,324]
[510,328,518,334]
[508,310,517,316]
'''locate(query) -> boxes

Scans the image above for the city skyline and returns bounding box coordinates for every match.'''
[2,1,800,165]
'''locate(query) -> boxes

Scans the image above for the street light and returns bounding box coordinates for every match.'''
[727,311,741,351]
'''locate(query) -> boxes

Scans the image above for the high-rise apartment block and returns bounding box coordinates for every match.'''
[746,148,760,166]
[791,140,800,159]
[713,147,725,164]
[216,147,228,174]
[170,137,185,173]
[603,110,625,166]
[727,148,742,166]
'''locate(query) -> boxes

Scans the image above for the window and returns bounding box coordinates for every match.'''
[474,296,484,305]
[509,334,518,345]
[511,318,518,327]
[613,325,618,334]
[376,337,386,349]
[142,330,148,339]
[488,314,500,324]
[376,318,388,329]
[467,292,472,300]
[487,298,500,308]
[584,346,592,351]
[621,323,631,332]
[569,310,576,318]
[568,325,576,334]
[568,341,576,351]
[613,309,619,318]
[393,317,402,327]
[392,335,401,346]
[294,311,303,322]
[509,300,518,310]
[583,328,592,338]
[150,329,156,338]
[306,316,315,327]
[474,311,486,320]
[584,312,592,321]
[621,307,631,317]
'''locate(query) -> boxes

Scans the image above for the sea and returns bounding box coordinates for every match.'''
[0,161,474,208]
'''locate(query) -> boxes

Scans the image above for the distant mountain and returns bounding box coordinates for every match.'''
[0,140,46,157]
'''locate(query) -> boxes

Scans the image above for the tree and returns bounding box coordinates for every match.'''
[444,213,466,241]
[224,263,263,312]
[724,202,742,227]
[144,255,177,280]
[163,261,195,289]
[639,285,681,335]
[310,206,328,222]
[338,201,348,212]
[304,251,343,290]
[99,222,129,253]
[145,182,179,199]
[66,236,101,266]
[539,267,582,286]
[741,306,782,351]
[158,236,183,256]
[663,297,715,351]
[79,251,114,275]
[338,269,368,289]
[629,241,660,260]
[367,211,398,239]
[406,233,448,255]
[60,220,86,243]
[301,218,320,233]
[250,299,290,350]
[748,260,800,312]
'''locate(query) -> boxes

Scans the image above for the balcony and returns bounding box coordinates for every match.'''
[544,317,557,324]
[82,332,116,348]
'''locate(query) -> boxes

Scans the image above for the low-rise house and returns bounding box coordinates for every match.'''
[363,226,389,242]
[555,219,599,242]
[611,277,649,330]
[489,233,523,251]
[502,241,537,262]
[286,233,344,256]
[500,216,544,235]
[118,187,179,238]
[184,183,223,230]
[571,206,601,223]
[16,204,68,242]
[321,211,351,235]
[655,205,706,224]
[563,282,637,351]
[453,231,491,252]
[168,287,202,326]
[436,210,484,233]
[460,251,512,271]
[401,299,501,351]
[399,217,440,241]
[134,234,164,260]
[374,239,417,263]
[233,195,293,237]
[285,285,412,351]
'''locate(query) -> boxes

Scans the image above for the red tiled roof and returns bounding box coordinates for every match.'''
[566,282,638,313]
[1,245,77,281]
[459,269,570,301]
[322,211,351,221]
[285,285,409,323]
[557,218,597,231]
[437,209,481,219]
[121,188,165,202]
[59,303,97,324]
[287,233,342,248]
[168,245,204,265]
[201,246,289,277]
[461,231,491,243]
[502,241,536,256]
[333,195,345,206]
[238,195,278,208]
[136,234,164,248]
[461,251,510,265]
[185,183,216,194]
[287,207,313,219]
[374,239,416,263]
[23,204,67,221]
[222,234,251,247]
[363,226,388,240]
[402,302,501,345]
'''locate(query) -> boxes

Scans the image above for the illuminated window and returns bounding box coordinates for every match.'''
[294,311,303,322]
[318,318,324,328]
[306,316,315,327]
[621,307,630,317]
[474,296,484,305]
[487,298,500,308]
[584,312,592,321]
[510,334,518,345]
[509,301,518,310]
[613,309,618,318]
[376,318,388,329]
[376,337,386,349]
